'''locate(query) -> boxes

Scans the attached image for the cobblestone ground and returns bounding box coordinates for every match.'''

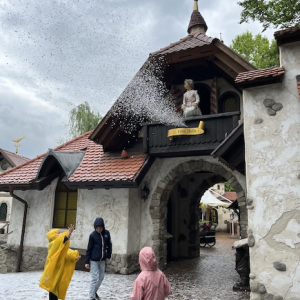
[0,232,250,300]
[164,232,250,300]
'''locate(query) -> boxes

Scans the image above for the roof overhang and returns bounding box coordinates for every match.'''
[0,170,61,192]
[211,121,245,175]
[0,154,155,192]
[235,67,285,89]
[36,149,86,180]
[274,26,300,47]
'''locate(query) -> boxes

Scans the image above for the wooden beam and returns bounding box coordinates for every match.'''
[214,41,256,71]
[211,59,238,79]
[164,45,217,64]
[214,52,250,74]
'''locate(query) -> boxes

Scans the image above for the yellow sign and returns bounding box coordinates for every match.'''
[167,121,205,141]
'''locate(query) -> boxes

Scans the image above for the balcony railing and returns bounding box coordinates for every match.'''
[143,112,240,157]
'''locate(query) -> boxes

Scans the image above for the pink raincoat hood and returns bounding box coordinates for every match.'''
[139,247,158,271]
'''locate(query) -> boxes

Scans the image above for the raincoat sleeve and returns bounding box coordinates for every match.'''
[129,274,144,300]
[39,231,79,300]
[85,234,94,264]
[106,231,112,259]
[162,273,172,298]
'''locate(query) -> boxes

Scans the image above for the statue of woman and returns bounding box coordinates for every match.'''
[181,79,202,118]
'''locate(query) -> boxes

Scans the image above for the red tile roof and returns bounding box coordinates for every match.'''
[150,33,216,57]
[218,192,237,202]
[235,67,285,86]
[0,131,148,186]
[0,149,30,167]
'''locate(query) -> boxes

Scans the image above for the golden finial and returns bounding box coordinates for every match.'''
[13,137,25,155]
[193,0,199,11]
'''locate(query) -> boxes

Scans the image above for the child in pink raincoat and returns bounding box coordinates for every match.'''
[130,247,171,300]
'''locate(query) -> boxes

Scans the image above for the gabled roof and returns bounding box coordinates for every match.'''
[0,149,30,167]
[0,131,153,192]
[37,150,86,180]
[235,67,285,88]
[90,32,255,150]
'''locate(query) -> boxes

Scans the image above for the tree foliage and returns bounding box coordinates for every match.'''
[68,102,102,138]
[225,182,234,192]
[238,0,300,31]
[230,31,279,69]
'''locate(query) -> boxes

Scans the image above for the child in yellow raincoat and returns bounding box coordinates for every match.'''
[39,224,81,300]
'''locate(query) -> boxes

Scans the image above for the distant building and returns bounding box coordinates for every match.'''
[0,149,29,233]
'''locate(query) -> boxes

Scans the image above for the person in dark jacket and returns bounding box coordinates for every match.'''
[85,218,112,300]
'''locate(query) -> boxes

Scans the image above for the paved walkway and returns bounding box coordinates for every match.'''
[0,232,250,299]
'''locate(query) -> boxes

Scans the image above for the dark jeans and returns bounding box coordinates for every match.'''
[49,292,58,300]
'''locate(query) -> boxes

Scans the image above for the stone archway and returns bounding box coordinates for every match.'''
[149,159,247,269]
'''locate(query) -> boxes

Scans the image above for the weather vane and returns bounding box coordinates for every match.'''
[13,137,25,155]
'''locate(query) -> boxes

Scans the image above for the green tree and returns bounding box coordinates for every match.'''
[68,102,102,138]
[230,31,279,68]
[238,0,300,31]
[225,182,234,192]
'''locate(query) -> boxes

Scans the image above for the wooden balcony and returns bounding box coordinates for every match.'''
[143,112,240,157]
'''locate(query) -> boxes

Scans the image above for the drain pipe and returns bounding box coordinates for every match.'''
[9,187,28,272]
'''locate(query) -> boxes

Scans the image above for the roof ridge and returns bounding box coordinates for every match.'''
[150,32,215,57]
[54,130,92,151]
[0,130,93,179]
[0,148,29,160]
[239,66,284,74]
[150,35,193,56]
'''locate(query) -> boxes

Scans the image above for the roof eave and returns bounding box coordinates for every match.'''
[236,75,284,89]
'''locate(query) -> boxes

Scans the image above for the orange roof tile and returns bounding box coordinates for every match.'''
[0,131,149,187]
[235,67,285,87]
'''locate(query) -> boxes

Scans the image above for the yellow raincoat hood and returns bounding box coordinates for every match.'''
[39,229,79,299]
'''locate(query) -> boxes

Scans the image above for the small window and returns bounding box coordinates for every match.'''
[1,163,10,171]
[0,203,8,221]
[53,182,77,228]
[219,91,240,113]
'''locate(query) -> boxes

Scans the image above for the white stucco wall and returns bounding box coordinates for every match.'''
[243,41,300,299]
[7,179,132,255]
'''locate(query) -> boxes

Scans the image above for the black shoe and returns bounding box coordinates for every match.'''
[95,293,100,300]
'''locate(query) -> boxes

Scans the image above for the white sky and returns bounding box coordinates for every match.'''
[0,0,275,158]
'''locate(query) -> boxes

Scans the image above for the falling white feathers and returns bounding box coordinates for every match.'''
[111,57,185,133]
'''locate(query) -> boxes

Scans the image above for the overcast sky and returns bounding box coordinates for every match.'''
[0,0,275,159]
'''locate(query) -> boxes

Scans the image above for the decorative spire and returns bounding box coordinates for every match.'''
[187,0,208,34]
[193,0,198,11]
